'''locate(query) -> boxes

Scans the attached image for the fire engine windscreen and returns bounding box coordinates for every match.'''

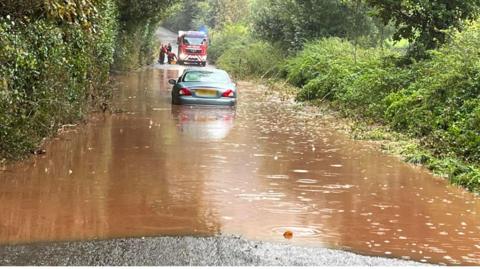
[184,37,206,45]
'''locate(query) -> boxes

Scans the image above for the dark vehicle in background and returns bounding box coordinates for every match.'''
[177,31,208,66]
[169,68,237,106]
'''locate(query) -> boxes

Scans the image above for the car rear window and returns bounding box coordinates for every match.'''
[183,71,230,83]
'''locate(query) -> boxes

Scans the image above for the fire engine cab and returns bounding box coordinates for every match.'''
[177,31,208,66]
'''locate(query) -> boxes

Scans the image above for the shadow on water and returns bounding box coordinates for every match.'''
[0,66,479,265]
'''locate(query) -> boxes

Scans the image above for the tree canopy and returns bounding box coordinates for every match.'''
[117,0,177,24]
[251,0,375,50]
[163,0,250,32]
[365,0,480,57]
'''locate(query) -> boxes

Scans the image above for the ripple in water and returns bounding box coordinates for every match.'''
[292,169,309,173]
[296,179,318,184]
[322,184,355,190]
[237,192,286,201]
[265,175,290,180]
[271,226,324,239]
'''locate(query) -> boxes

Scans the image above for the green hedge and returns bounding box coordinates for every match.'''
[0,1,118,160]
[286,39,416,121]
[385,22,480,164]
[285,29,480,166]
[113,19,160,70]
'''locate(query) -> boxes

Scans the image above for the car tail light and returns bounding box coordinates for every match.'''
[222,89,235,97]
[179,87,192,96]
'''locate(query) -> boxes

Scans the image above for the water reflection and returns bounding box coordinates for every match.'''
[172,106,235,141]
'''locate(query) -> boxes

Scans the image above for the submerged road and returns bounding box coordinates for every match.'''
[0,28,479,266]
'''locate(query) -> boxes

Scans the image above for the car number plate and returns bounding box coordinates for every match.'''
[196,89,217,97]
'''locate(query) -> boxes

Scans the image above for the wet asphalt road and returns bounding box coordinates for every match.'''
[0,236,424,266]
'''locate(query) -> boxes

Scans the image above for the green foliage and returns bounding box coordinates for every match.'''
[365,0,480,58]
[381,135,480,193]
[385,21,480,163]
[275,21,480,191]
[207,23,283,79]
[251,0,376,50]
[113,19,160,70]
[0,1,118,160]
[1,0,98,23]
[217,41,283,79]
[284,21,480,166]
[162,0,201,32]
[208,24,250,63]
[199,0,251,29]
[249,0,480,58]
[163,0,250,32]
[113,0,176,70]
[286,39,409,121]
[0,0,177,160]
[117,0,176,22]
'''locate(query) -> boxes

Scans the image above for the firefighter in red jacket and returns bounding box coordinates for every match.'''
[159,44,168,64]
[167,51,178,64]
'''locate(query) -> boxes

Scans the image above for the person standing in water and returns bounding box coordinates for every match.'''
[167,51,177,64]
[159,44,165,64]
[159,44,169,64]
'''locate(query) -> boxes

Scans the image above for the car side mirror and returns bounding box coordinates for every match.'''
[168,79,177,85]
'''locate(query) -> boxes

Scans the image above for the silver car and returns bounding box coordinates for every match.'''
[169,68,237,106]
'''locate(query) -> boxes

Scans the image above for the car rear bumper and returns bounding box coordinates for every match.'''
[177,96,236,106]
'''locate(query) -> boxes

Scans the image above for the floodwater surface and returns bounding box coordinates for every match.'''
[1,66,480,265]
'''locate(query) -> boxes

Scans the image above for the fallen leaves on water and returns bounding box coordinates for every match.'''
[283,230,293,239]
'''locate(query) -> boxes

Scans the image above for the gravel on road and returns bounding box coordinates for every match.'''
[0,236,425,266]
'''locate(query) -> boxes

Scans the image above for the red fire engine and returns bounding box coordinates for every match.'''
[177,31,208,66]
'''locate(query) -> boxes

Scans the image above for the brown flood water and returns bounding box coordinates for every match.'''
[1,66,480,265]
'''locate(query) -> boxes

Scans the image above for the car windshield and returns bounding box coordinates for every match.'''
[183,37,205,45]
[183,71,230,83]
